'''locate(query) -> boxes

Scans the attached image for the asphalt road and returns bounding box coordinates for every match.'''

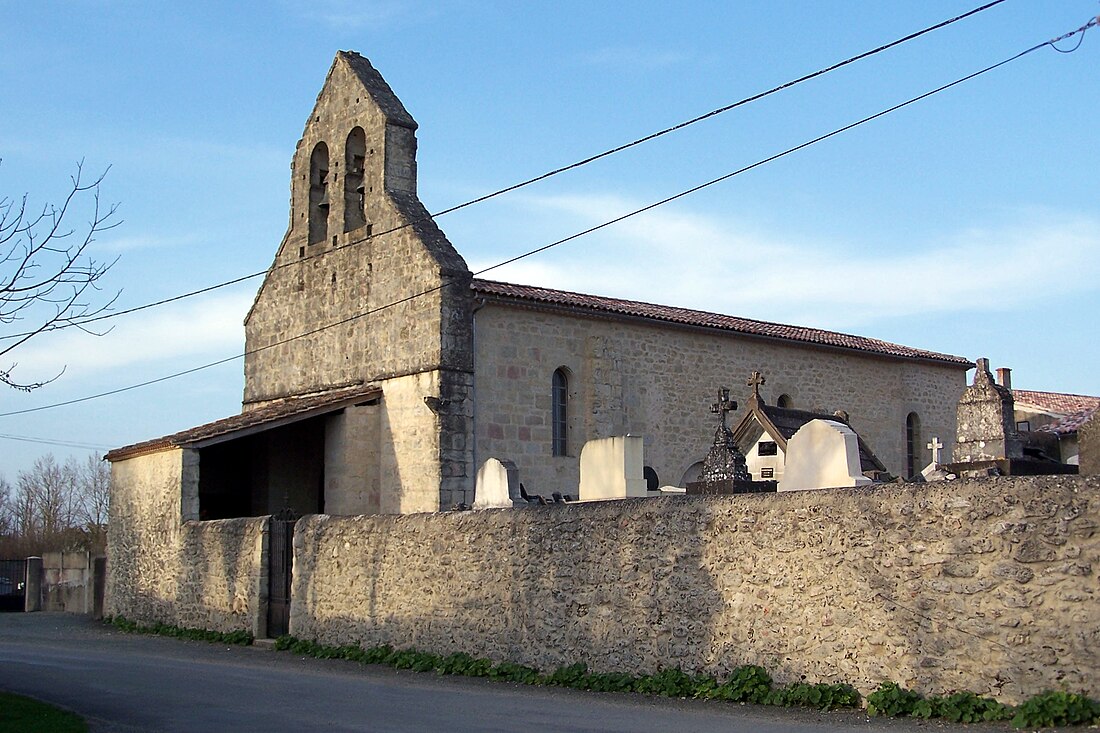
[0,613,1017,732]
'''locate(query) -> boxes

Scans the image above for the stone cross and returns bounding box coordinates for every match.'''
[927,436,944,465]
[748,370,766,399]
[711,387,737,430]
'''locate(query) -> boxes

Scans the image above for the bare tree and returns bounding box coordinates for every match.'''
[0,454,111,557]
[0,160,120,390]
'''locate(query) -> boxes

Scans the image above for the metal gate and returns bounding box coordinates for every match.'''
[0,559,27,612]
[267,509,298,638]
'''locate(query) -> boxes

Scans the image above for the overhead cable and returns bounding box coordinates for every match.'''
[3,15,1093,420]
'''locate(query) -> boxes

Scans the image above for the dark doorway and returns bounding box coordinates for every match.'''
[0,559,27,612]
[266,509,297,638]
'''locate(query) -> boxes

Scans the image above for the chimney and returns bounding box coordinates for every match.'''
[996,367,1012,390]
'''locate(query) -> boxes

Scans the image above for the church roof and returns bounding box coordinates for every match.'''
[106,384,381,462]
[1012,389,1100,416]
[472,279,970,366]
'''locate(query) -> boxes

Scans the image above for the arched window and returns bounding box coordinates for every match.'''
[777,393,793,408]
[308,142,330,245]
[906,412,921,478]
[344,128,367,232]
[552,368,568,456]
[643,466,660,491]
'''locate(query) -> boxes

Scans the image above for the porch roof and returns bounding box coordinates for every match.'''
[105,384,382,462]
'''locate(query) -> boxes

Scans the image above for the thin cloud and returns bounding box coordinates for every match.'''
[472,194,1100,331]
[9,290,252,383]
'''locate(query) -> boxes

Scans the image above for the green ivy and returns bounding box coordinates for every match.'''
[1012,691,1100,729]
[115,622,1100,728]
[106,616,252,646]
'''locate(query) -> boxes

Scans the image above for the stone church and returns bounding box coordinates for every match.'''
[106,51,972,518]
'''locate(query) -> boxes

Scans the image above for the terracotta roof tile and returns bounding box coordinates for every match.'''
[106,384,381,462]
[472,279,970,366]
[1013,389,1100,416]
[1039,407,1098,436]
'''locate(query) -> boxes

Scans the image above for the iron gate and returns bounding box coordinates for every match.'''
[267,509,297,637]
[0,559,26,612]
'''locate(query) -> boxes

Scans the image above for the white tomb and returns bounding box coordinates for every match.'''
[473,457,523,509]
[778,419,873,492]
[579,435,648,501]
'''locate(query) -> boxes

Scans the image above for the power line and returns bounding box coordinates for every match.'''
[3,16,1092,421]
[0,433,112,451]
[0,1,1009,343]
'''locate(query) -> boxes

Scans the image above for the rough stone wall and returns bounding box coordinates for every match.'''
[955,360,1022,462]
[107,448,191,622]
[243,54,473,405]
[1079,411,1098,476]
[107,447,267,635]
[290,475,1098,704]
[473,304,965,494]
[176,518,267,636]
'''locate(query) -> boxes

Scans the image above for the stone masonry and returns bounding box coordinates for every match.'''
[289,474,1099,705]
[243,52,475,509]
[473,304,965,494]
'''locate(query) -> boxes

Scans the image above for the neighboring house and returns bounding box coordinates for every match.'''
[1013,388,1100,466]
[729,373,889,484]
[106,52,971,522]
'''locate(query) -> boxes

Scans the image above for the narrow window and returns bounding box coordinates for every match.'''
[776,394,793,408]
[308,142,330,245]
[906,412,921,479]
[552,368,568,456]
[344,127,367,232]
[643,466,659,491]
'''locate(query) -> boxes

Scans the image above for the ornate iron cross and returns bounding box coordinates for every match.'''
[711,387,737,430]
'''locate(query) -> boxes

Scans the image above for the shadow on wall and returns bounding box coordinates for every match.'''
[174,518,265,635]
[281,477,1098,705]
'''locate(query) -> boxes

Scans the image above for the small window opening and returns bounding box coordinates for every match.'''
[906,412,922,479]
[760,467,775,479]
[298,246,305,258]
[344,127,367,232]
[1016,420,1031,432]
[758,441,778,456]
[643,466,660,491]
[552,368,568,456]
[777,394,793,408]
[308,142,330,245]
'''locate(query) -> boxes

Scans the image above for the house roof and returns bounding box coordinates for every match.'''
[471,278,970,367]
[1013,389,1100,416]
[1039,407,1098,436]
[105,384,382,462]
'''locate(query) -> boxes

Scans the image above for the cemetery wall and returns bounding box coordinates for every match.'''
[107,447,267,635]
[473,304,966,495]
[290,474,1099,705]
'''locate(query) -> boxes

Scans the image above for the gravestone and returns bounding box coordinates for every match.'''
[687,382,773,495]
[578,435,648,501]
[920,436,953,481]
[778,419,873,492]
[946,358,1077,477]
[701,386,750,485]
[473,458,523,509]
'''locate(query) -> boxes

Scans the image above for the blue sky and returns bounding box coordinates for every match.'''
[0,1,1097,478]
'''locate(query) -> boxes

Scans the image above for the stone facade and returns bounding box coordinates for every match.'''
[106,447,268,636]
[473,303,965,494]
[289,474,1099,705]
[954,358,1023,463]
[242,52,474,511]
